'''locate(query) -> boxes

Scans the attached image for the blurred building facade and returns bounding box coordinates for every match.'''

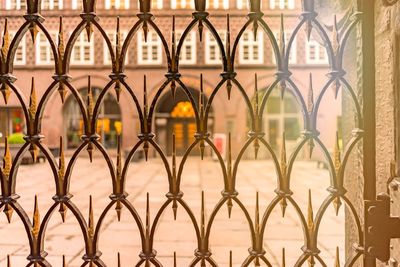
[0,0,341,159]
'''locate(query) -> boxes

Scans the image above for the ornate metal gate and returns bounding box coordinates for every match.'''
[0,0,396,266]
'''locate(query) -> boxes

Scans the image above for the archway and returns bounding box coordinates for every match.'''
[155,87,214,156]
[63,88,122,149]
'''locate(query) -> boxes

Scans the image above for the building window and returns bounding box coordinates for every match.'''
[35,32,56,65]
[0,108,25,139]
[5,0,26,10]
[269,0,295,9]
[205,31,226,65]
[137,31,162,64]
[104,31,128,65]
[71,33,94,65]
[41,0,63,10]
[236,0,247,9]
[262,90,301,152]
[171,0,194,9]
[71,0,82,9]
[64,89,122,149]
[306,38,328,64]
[207,0,229,9]
[105,0,130,9]
[10,32,26,65]
[273,31,297,64]
[239,31,263,64]
[177,31,196,65]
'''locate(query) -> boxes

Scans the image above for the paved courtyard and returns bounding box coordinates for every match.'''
[0,157,345,266]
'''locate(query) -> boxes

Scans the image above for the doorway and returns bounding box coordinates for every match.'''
[155,87,213,156]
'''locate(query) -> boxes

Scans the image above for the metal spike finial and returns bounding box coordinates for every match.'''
[200,191,205,239]
[333,131,342,215]
[115,136,123,221]
[172,134,178,220]
[229,251,232,267]
[334,247,340,267]
[3,204,13,223]
[58,141,67,221]
[253,73,260,160]
[86,76,95,162]
[7,255,10,267]
[332,15,341,99]
[307,189,314,231]
[174,252,177,267]
[282,248,286,267]
[58,136,65,182]
[302,0,314,41]
[143,21,149,43]
[198,20,204,42]
[280,132,287,217]
[1,19,12,104]
[307,73,315,159]
[29,77,37,144]
[88,195,94,239]
[199,74,205,160]
[255,190,260,230]
[333,131,341,176]
[226,132,233,218]
[114,17,122,102]
[1,18,10,63]
[63,255,66,267]
[226,14,231,70]
[32,195,40,239]
[85,19,93,43]
[58,17,67,102]
[117,252,121,267]
[307,73,314,115]
[143,76,149,161]
[253,19,258,42]
[3,136,12,178]
[170,16,177,99]
[279,14,286,60]
[145,192,151,252]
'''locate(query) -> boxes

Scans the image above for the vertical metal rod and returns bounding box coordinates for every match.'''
[360,0,376,266]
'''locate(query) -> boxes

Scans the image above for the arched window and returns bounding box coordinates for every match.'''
[63,88,122,149]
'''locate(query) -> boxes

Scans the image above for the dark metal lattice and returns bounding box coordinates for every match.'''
[0,0,371,266]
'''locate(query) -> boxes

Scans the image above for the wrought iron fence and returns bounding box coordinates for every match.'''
[0,0,366,266]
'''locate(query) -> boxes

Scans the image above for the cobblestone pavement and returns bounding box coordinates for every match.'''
[0,157,345,266]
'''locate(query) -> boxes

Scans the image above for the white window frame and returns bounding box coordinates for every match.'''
[171,0,194,9]
[5,0,25,10]
[10,32,26,65]
[305,39,328,64]
[105,0,130,9]
[70,33,95,65]
[104,31,128,65]
[269,0,295,9]
[272,31,297,65]
[35,31,57,65]
[205,31,226,65]
[236,0,248,9]
[239,31,264,65]
[137,31,162,65]
[72,0,81,9]
[177,31,196,65]
[206,0,229,9]
[41,0,63,10]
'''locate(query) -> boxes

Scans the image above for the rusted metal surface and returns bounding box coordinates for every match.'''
[0,0,372,266]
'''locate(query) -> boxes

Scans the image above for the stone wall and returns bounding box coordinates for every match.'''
[374,1,400,265]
